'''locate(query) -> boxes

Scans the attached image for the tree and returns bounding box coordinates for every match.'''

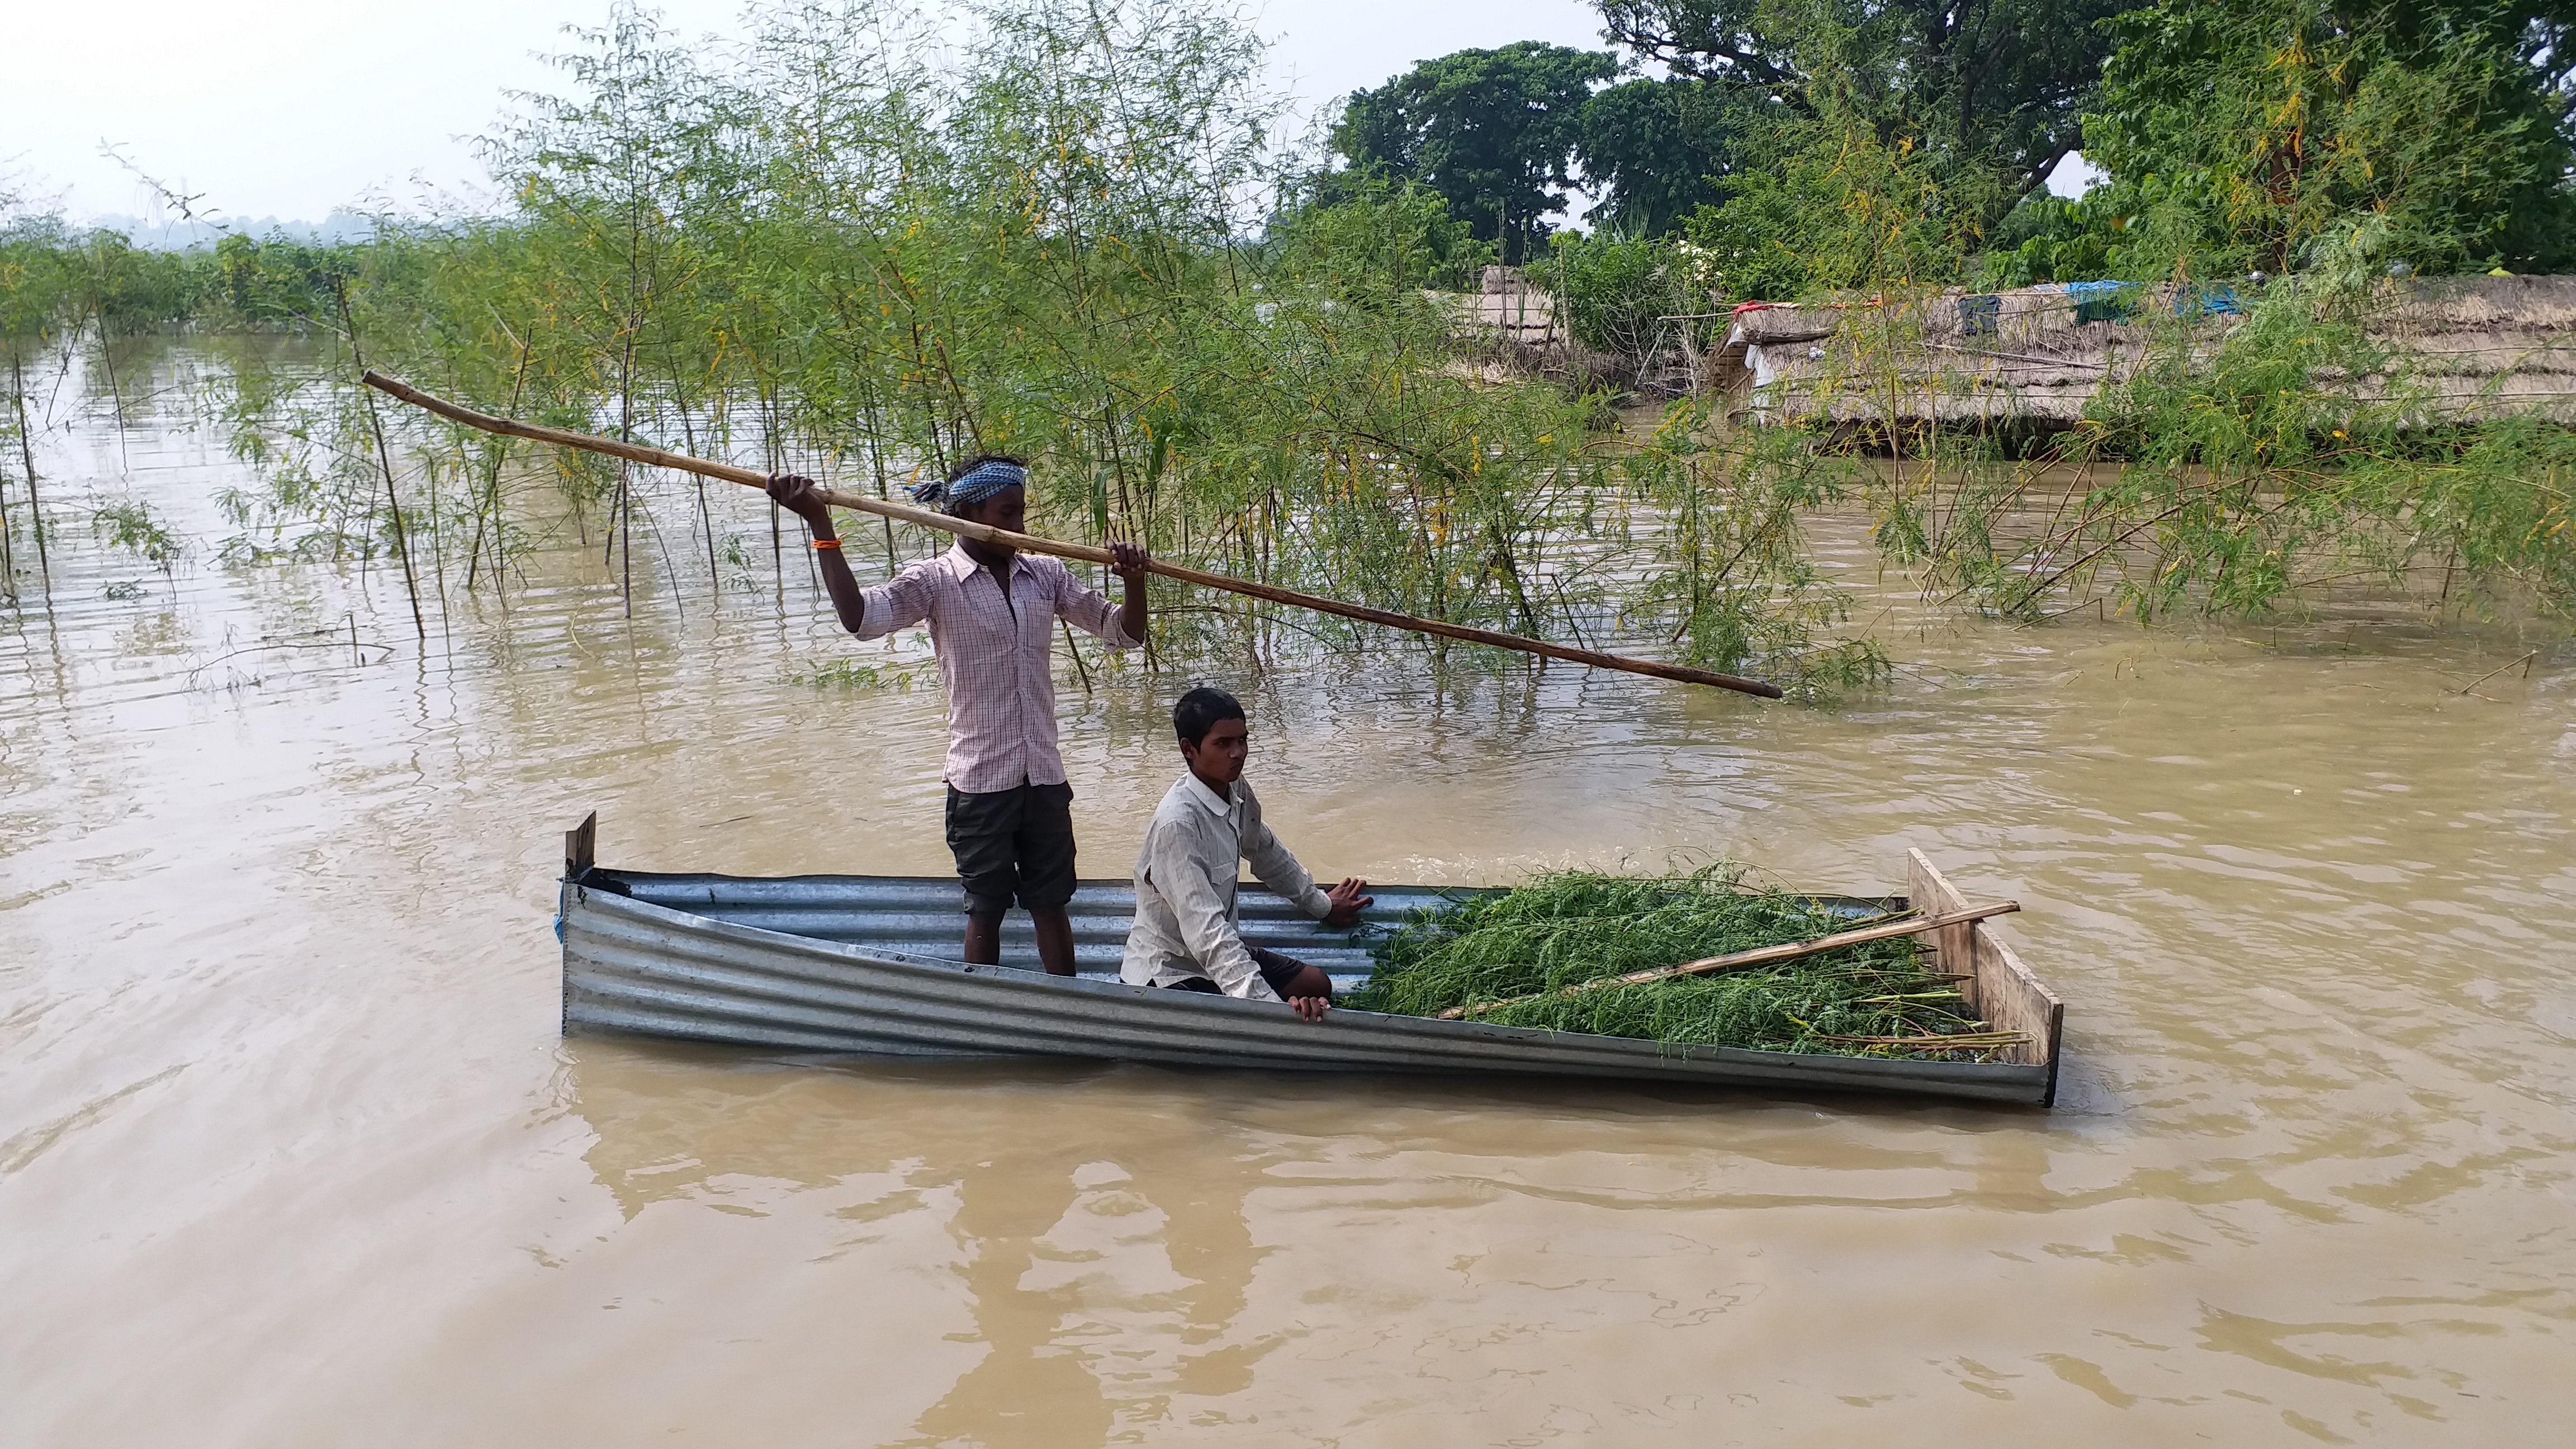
[1594,0,2128,203]
[2083,0,2576,276]
[1333,42,1617,264]
[1576,77,1774,235]
[1270,174,1495,302]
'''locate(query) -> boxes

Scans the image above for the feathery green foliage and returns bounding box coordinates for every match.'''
[1348,869,2008,1058]
[162,0,1878,690]
[1897,235,2576,624]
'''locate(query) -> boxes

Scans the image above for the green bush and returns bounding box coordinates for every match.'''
[1542,229,1684,366]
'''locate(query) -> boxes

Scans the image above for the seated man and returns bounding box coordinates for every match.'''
[1121,688,1370,1021]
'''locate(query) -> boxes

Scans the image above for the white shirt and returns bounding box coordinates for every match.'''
[1120,774,1332,1000]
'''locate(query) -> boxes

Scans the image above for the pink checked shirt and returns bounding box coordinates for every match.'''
[856,543,1137,793]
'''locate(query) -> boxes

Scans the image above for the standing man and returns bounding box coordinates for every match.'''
[1122,686,1370,1021]
[768,456,1147,976]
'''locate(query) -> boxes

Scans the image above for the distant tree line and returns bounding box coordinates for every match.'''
[1335,0,2576,286]
[3,0,2568,650]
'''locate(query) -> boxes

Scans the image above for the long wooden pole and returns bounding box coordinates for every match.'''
[362,371,1786,699]
[1436,900,2020,1020]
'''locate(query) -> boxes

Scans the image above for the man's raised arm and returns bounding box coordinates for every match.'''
[768,473,866,634]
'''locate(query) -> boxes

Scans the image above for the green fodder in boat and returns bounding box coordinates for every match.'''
[1345,868,2016,1059]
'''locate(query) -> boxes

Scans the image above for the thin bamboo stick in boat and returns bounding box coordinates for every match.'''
[361,371,1786,698]
[1816,1032,2034,1049]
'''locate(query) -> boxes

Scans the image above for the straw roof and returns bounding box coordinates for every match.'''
[1434,266,1562,348]
[2361,275,2576,422]
[1717,276,2576,430]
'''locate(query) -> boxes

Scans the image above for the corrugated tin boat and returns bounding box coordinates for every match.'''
[558,815,2067,1106]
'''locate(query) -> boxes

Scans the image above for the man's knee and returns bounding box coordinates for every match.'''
[1251,946,1331,1000]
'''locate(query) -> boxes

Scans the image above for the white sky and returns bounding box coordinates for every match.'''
[4,0,1612,224]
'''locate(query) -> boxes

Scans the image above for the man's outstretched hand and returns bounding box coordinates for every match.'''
[1323,877,1372,930]
[1287,993,1332,1024]
[766,472,830,524]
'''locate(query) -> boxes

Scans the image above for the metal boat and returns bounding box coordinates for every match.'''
[558,815,2066,1105]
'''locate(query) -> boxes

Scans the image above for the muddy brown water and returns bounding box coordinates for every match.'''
[4,349,2573,1445]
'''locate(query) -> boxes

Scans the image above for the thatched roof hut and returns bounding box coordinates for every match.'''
[1437,265,1562,348]
[2368,276,2576,420]
[1712,275,2576,432]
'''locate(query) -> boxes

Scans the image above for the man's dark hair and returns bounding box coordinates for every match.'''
[947,452,1027,482]
[1173,686,1246,747]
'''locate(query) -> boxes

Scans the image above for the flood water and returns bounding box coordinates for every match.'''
[6,348,2573,1446]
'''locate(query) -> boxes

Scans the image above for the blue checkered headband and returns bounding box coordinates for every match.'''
[910,460,1027,514]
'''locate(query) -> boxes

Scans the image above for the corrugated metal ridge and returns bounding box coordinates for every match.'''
[561,882,2048,1103]
[564,907,2040,1095]
[594,869,1901,989]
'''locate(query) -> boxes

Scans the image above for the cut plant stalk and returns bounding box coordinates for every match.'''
[361,372,1787,699]
[1353,870,2023,1059]
[1437,900,2020,1019]
[1817,1033,2033,1049]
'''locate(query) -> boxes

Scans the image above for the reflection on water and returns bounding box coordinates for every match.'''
[3,344,2573,1445]
[568,1046,1300,1445]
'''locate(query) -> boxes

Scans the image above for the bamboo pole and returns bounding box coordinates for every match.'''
[362,371,1787,698]
[1436,900,2020,1020]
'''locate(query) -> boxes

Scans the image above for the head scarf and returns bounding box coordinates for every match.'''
[910,459,1027,515]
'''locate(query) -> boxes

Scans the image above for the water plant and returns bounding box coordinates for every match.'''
[89,497,181,572]
[786,658,919,689]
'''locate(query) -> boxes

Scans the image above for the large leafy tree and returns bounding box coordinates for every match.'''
[1594,0,2128,202]
[1576,77,1778,235]
[1333,42,1618,264]
[2084,0,2576,275]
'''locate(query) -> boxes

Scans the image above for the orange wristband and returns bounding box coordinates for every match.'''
[811,538,840,551]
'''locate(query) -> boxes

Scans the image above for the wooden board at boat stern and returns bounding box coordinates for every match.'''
[1908,849,2065,1106]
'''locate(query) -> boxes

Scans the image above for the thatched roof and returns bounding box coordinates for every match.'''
[2361,275,2576,421]
[1435,266,1561,347]
[1717,276,2576,430]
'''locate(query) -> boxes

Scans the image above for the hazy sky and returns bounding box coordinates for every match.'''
[6,0,1611,223]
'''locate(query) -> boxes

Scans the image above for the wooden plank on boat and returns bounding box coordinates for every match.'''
[1908,848,2064,1105]
[565,811,597,882]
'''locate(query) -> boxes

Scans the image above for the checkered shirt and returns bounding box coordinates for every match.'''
[856,543,1137,793]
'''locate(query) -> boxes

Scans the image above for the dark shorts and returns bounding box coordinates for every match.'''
[1163,946,1331,1000]
[945,780,1076,915]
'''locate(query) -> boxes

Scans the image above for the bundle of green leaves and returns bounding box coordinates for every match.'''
[1347,869,2010,1058]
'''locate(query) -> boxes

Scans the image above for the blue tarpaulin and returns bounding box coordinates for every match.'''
[2062,280,2132,324]
[2054,279,2244,322]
